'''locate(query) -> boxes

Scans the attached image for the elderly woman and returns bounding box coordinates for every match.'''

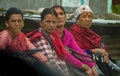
[70,5,109,63]
[70,5,112,76]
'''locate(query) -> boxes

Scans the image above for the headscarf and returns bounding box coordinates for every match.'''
[73,5,93,19]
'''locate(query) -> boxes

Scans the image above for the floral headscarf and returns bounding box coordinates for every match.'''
[73,5,93,19]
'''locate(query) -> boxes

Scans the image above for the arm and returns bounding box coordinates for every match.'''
[67,32,96,68]
[65,53,98,76]
[0,30,8,50]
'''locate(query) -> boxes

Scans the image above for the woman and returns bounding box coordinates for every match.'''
[69,5,109,63]
[26,8,70,76]
[0,7,48,64]
[69,5,114,76]
[52,5,98,76]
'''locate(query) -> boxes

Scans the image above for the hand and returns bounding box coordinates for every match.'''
[32,52,48,63]
[92,48,110,63]
[102,53,110,63]
[81,64,94,76]
[91,66,98,76]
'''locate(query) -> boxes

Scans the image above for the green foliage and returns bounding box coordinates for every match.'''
[112,4,120,14]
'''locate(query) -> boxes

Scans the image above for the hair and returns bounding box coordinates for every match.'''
[5,7,23,21]
[40,8,57,20]
[52,5,66,17]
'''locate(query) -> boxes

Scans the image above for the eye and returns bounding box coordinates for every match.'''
[18,20,22,23]
[52,21,57,24]
[45,21,51,23]
[60,12,64,15]
[88,14,93,18]
[11,20,16,23]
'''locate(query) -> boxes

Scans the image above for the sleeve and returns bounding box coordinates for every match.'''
[64,53,83,69]
[68,32,96,68]
[0,31,8,50]
[25,37,36,50]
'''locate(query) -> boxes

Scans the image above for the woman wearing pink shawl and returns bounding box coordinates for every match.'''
[52,5,98,76]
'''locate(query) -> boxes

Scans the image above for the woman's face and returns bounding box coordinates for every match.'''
[54,7,66,27]
[5,14,24,35]
[40,14,57,34]
[77,12,93,28]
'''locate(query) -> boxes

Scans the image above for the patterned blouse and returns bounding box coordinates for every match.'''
[30,28,70,76]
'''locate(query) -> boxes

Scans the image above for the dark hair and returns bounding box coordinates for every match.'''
[41,8,57,20]
[52,5,66,17]
[5,7,23,21]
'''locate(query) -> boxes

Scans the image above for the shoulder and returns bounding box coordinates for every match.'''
[64,28,73,37]
[0,30,10,49]
[26,29,42,41]
[0,30,9,38]
[70,23,77,28]
[0,30,8,34]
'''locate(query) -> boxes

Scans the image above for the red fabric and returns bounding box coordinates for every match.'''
[50,30,67,59]
[26,29,42,41]
[7,32,27,52]
[26,29,67,59]
[70,23,104,50]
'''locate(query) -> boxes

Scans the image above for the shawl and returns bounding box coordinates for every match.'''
[50,30,67,59]
[7,31,27,52]
[70,23,102,50]
[26,29,42,41]
[26,29,67,59]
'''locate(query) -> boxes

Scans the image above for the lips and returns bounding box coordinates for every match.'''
[58,20,62,23]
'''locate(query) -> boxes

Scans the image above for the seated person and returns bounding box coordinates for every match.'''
[69,5,119,76]
[0,7,48,65]
[26,7,98,76]
[52,5,98,76]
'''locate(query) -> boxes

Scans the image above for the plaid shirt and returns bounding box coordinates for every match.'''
[31,29,70,76]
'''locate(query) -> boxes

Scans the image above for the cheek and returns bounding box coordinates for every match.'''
[21,23,24,28]
[42,25,49,30]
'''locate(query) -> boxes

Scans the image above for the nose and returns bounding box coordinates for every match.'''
[57,14,61,18]
[49,22,54,26]
[85,17,91,21]
[15,21,19,26]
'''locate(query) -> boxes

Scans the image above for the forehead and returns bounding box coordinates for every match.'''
[54,7,63,13]
[44,14,57,20]
[9,14,23,19]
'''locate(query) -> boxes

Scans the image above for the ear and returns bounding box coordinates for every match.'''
[22,21,24,28]
[40,20,43,27]
[5,21,9,28]
[76,18,79,23]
